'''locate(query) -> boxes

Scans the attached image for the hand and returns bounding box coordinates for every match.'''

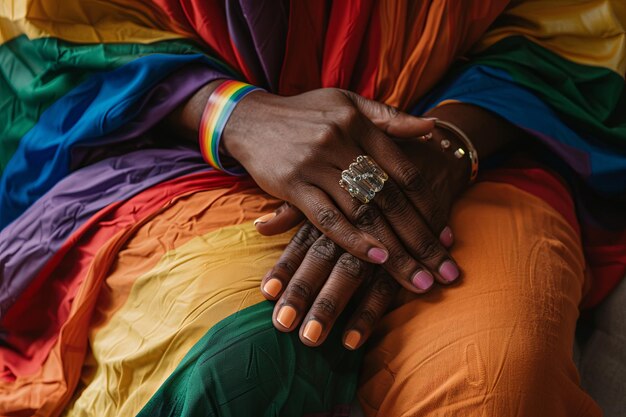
[224,88,457,291]
[259,221,399,349]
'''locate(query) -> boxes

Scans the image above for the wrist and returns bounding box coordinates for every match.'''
[221,89,272,164]
[197,80,265,175]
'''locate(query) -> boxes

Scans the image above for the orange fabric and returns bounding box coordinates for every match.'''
[376,0,509,109]
[0,173,278,416]
[358,182,601,416]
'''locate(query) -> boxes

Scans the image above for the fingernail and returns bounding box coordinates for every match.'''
[424,117,438,121]
[439,226,454,247]
[344,330,361,350]
[254,212,276,226]
[263,278,282,298]
[303,320,323,343]
[367,247,388,264]
[417,132,433,141]
[439,260,460,282]
[412,270,434,290]
[276,305,296,328]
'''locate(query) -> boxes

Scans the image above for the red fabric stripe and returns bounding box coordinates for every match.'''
[0,170,241,379]
[351,1,381,99]
[279,0,329,95]
[321,0,375,89]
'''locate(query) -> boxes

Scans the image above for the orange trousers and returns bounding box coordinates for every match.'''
[358,182,602,417]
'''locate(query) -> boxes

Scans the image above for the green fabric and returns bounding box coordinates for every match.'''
[472,36,626,147]
[0,35,214,173]
[136,301,362,417]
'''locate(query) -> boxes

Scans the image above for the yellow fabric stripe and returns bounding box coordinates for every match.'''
[0,0,185,45]
[63,222,293,417]
[475,0,626,76]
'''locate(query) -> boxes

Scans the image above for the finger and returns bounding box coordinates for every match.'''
[299,253,372,347]
[255,202,306,236]
[272,235,342,332]
[331,194,436,293]
[343,268,399,350]
[371,180,460,284]
[293,184,389,265]
[343,90,436,138]
[359,126,451,244]
[261,222,321,300]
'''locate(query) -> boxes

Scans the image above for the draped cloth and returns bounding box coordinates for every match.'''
[0,0,625,415]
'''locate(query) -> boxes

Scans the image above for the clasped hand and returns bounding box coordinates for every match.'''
[222,88,463,348]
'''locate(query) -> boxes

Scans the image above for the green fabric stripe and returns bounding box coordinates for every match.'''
[0,35,216,173]
[471,36,626,148]
[136,301,362,417]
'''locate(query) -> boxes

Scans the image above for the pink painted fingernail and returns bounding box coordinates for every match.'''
[367,248,388,264]
[439,260,460,282]
[411,270,434,290]
[439,226,454,247]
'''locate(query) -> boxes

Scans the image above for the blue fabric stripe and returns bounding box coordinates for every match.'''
[413,65,626,196]
[0,54,221,228]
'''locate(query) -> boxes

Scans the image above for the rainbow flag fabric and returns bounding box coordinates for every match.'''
[0,1,625,415]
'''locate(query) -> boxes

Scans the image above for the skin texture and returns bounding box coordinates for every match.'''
[255,103,529,348]
[165,80,527,348]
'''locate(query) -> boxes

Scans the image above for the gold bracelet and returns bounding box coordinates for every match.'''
[432,119,479,184]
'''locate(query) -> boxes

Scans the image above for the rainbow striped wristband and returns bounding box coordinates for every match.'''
[199,80,264,175]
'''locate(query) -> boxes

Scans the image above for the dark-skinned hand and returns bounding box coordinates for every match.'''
[223,88,459,293]
[253,124,472,348]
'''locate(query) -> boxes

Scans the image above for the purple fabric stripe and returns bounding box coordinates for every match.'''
[225,1,266,87]
[0,63,219,317]
[239,0,289,91]
[69,63,221,170]
[0,147,208,318]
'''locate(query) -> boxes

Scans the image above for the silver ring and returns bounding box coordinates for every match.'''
[339,155,389,204]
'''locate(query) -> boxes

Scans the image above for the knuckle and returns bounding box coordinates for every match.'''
[316,207,341,232]
[275,260,297,276]
[309,237,338,261]
[313,297,337,316]
[358,309,378,326]
[413,236,441,261]
[287,279,313,300]
[335,105,360,126]
[354,204,381,228]
[396,163,426,193]
[317,122,343,145]
[343,231,360,250]
[291,222,320,248]
[371,273,399,298]
[377,186,410,214]
[389,250,412,272]
[336,253,365,277]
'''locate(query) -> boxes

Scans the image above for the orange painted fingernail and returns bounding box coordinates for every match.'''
[263,278,282,298]
[276,305,296,328]
[344,330,361,350]
[254,212,276,226]
[303,320,323,343]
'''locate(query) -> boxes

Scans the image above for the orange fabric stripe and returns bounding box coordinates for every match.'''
[0,171,279,416]
[375,0,508,109]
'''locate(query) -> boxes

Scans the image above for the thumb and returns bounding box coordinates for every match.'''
[254,202,305,236]
[343,90,435,138]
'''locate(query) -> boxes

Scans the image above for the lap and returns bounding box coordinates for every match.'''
[358,182,600,417]
[65,180,599,416]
